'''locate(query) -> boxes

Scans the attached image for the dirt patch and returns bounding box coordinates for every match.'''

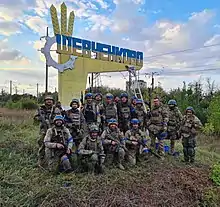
[40,161,213,207]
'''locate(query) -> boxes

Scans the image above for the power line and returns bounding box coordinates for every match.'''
[144,43,220,60]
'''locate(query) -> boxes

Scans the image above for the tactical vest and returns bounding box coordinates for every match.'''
[136,109,144,122]
[181,116,194,133]
[84,103,96,123]
[120,106,130,119]
[150,107,163,125]
[85,136,98,151]
[105,103,117,119]
[130,129,142,136]
[51,127,66,145]
[41,105,55,123]
[67,109,81,127]
[168,109,178,126]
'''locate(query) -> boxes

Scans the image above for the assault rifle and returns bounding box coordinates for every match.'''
[106,134,128,152]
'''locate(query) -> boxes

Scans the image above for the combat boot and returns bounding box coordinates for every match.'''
[118,163,125,170]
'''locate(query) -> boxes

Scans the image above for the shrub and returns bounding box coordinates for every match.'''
[211,163,220,186]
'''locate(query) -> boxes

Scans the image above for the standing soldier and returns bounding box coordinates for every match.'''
[55,101,66,117]
[167,99,183,154]
[101,118,126,170]
[44,115,73,173]
[77,124,105,174]
[65,98,86,148]
[117,92,131,133]
[34,95,60,167]
[103,93,118,127]
[94,93,105,130]
[148,97,169,156]
[179,106,202,163]
[131,99,148,131]
[124,118,148,166]
[82,93,101,127]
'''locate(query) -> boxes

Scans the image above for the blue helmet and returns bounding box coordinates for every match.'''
[186,106,195,113]
[85,93,93,99]
[108,118,118,126]
[131,96,137,100]
[131,118,140,124]
[106,93,113,99]
[120,92,128,98]
[136,99,143,104]
[168,99,177,106]
[53,115,64,123]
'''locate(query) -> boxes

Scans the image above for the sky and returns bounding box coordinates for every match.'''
[0,0,220,95]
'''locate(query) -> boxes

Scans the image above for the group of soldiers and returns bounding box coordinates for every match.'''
[34,92,203,174]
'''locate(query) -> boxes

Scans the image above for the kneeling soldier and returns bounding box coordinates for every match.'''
[44,115,73,173]
[78,124,105,174]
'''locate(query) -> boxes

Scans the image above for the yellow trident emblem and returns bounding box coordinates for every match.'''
[49,2,143,107]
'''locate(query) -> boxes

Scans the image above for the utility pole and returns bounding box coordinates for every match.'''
[15,86,18,94]
[91,73,94,92]
[37,83,39,103]
[128,70,132,95]
[9,80,12,96]
[45,27,49,95]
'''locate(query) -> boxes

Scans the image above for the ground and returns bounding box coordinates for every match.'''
[0,108,219,207]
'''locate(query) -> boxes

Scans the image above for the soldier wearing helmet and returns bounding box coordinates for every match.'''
[82,93,101,127]
[101,118,126,170]
[34,95,61,167]
[124,118,149,166]
[179,106,202,163]
[103,93,118,128]
[65,98,86,148]
[131,99,148,131]
[44,115,73,173]
[94,93,105,130]
[167,99,183,154]
[148,97,169,156]
[78,124,105,174]
[117,92,131,133]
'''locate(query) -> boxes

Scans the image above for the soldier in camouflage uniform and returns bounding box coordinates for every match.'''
[131,99,148,131]
[117,92,131,133]
[77,124,105,174]
[82,93,101,127]
[179,106,202,163]
[65,99,86,148]
[44,115,73,173]
[148,98,169,156]
[34,95,60,167]
[103,93,118,127]
[101,118,126,170]
[124,118,149,166]
[94,93,105,130]
[167,99,183,154]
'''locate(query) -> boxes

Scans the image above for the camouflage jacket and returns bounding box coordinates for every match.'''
[167,107,183,131]
[125,128,147,148]
[101,128,125,146]
[44,126,73,150]
[180,115,202,137]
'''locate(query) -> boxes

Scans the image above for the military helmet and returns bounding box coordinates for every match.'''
[120,92,128,98]
[44,95,54,101]
[168,99,177,106]
[70,98,79,107]
[136,99,143,104]
[131,96,137,100]
[95,93,102,98]
[186,106,195,113]
[106,93,113,99]
[131,118,140,124]
[53,115,64,123]
[85,93,93,99]
[108,118,118,126]
[89,124,99,133]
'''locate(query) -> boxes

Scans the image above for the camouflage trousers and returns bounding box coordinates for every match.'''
[45,148,72,173]
[126,149,138,166]
[37,129,47,165]
[78,154,105,173]
[182,136,196,162]
[167,131,178,154]
[149,132,164,155]
[104,146,125,166]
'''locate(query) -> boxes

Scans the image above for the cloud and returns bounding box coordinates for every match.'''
[0,19,21,36]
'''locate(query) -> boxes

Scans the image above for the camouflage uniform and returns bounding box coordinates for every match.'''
[148,102,169,155]
[179,107,202,163]
[101,119,126,170]
[78,124,105,173]
[125,118,148,165]
[118,93,131,133]
[65,99,86,148]
[94,93,105,130]
[82,93,101,127]
[44,115,73,173]
[34,95,60,166]
[167,100,183,154]
[103,93,118,127]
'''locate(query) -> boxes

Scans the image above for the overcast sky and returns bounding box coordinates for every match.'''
[0,0,220,95]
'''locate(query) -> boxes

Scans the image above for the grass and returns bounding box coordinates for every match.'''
[0,108,220,207]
